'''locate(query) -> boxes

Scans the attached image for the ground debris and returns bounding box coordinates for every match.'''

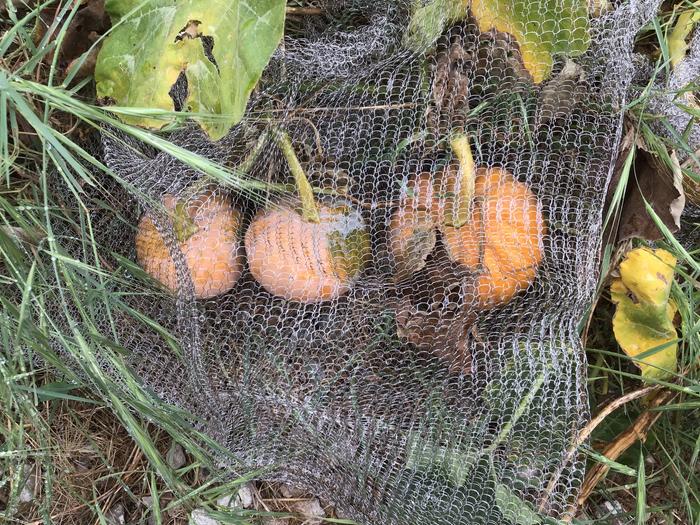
[617,148,685,242]
[238,482,255,509]
[292,498,326,524]
[19,463,38,503]
[190,508,220,525]
[105,502,125,525]
[279,483,307,499]
[166,441,187,469]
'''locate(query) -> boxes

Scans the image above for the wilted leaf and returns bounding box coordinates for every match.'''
[668,6,700,68]
[537,59,585,121]
[56,0,110,72]
[95,0,285,139]
[471,0,590,83]
[610,247,678,380]
[328,226,372,278]
[403,0,590,83]
[617,149,686,242]
[65,47,101,84]
[391,215,437,280]
[494,483,541,525]
[394,255,477,374]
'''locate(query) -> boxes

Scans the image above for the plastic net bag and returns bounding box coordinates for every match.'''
[50,0,661,522]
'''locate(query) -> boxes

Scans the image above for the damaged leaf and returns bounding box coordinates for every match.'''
[390,211,437,280]
[611,247,678,380]
[57,0,110,75]
[470,0,590,83]
[404,0,590,83]
[403,0,469,53]
[668,4,700,68]
[95,0,285,139]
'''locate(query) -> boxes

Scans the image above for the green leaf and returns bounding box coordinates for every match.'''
[403,0,469,53]
[494,483,541,525]
[610,247,679,380]
[403,0,590,83]
[173,200,199,242]
[668,5,700,69]
[15,382,100,404]
[636,449,647,525]
[405,431,480,485]
[95,0,286,139]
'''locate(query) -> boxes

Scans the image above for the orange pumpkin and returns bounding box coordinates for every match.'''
[135,191,243,299]
[439,166,546,306]
[245,203,369,303]
[245,128,370,303]
[390,160,545,307]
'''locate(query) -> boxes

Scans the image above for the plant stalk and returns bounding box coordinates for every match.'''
[484,371,545,454]
[274,129,320,223]
[448,133,476,229]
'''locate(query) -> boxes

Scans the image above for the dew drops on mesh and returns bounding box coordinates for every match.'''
[46,1,662,523]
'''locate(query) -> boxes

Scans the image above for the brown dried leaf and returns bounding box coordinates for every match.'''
[65,45,101,84]
[58,0,110,73]
[395,257,477,374]
[617,148,686,242]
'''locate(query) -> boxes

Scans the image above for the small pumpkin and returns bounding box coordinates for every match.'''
[135,191,243,299]
[439,166,546,306]
[389,135,546,307]
[245,131,370,303]
[246,202,369,302]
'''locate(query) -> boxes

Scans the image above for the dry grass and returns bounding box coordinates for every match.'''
[3,384,343,524]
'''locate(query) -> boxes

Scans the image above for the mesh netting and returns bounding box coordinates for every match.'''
[48,0,663,522]
[639,27,700,165]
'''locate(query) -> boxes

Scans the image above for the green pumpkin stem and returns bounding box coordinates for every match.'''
[449,133,476,229]
[274,130,320,223]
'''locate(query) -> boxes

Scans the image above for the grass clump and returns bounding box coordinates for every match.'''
[0,0,699,524]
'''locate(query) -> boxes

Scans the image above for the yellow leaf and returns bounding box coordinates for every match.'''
[610,247,678,380]
[470,0,590,83]
[668,1,700,69]
[402,0,590,83]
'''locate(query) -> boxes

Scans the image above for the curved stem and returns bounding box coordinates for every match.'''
[273,129,320,223]
[483,371,544,454]
[448,133,476,229]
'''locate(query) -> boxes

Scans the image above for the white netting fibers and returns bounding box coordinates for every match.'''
[48,0,661,522]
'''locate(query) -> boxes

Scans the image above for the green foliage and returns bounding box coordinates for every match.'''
[95,0,286,139]
[327,221,371,279]
[495,483,541,525]
[403,0,469,52]
[403,0,590,82]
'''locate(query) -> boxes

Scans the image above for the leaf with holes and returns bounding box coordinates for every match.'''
[95,0,285,139]
[403,0,590,83]
[610,247,679,380]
